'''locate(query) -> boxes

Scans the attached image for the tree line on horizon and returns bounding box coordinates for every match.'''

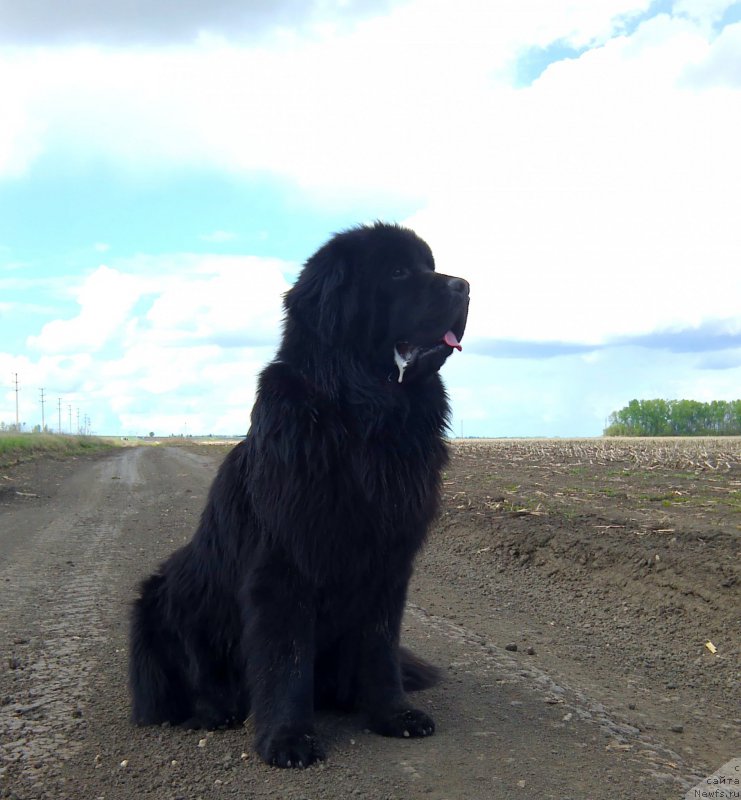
[604,399,741,437]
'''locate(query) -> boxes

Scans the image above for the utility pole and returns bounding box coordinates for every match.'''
[13,373,19,431]
[76,408,80,435]
[40,388,46,432]
[57,397,62,434]
[68,404,72,434]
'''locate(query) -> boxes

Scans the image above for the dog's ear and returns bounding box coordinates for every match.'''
[284,240,349,342]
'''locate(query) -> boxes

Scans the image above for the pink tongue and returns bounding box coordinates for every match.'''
[443,330,462,351]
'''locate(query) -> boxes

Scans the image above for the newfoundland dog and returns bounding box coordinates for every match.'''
[129,222,470,768]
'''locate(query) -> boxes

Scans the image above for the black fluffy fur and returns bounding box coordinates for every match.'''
[129,223,469,768]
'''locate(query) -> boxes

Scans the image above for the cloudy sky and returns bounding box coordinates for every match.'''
[1,0,740,437]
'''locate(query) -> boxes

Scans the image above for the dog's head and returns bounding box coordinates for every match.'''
[284,223,469,384]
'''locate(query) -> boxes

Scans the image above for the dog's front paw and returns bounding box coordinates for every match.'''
[255,726,326,768]
[367,707,435,738]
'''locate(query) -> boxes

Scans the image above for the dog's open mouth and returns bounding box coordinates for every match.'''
[393,330,463,384]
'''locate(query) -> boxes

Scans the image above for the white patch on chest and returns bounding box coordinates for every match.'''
[394,347,410,383]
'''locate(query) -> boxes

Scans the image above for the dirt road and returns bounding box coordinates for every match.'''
[0,443,737,799]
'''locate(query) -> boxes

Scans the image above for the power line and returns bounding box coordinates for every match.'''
[13,373,19,431]
[4,376,93,435]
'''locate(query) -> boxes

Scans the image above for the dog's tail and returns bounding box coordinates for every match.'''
[400,647,442,692]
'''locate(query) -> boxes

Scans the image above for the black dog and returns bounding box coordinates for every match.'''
[129,223,469,768]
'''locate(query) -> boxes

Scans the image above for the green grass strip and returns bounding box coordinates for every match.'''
[0,433,117,468]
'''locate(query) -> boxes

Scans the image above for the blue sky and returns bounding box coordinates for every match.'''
[1,0,740,437]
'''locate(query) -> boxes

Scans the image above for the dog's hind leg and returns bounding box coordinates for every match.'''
[183,641,249,730]
[129,576,193,726]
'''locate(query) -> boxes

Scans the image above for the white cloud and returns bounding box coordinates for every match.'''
[674,0,738,26]
[28,265,146,354]
[199,230,237,243]
[5,2,737,346]
[0,0,399,46]
[681,20,741,86]
[0,55,45,176]
[2,1,740,435]
[13,254,292,433]
[406,11,741,348]
[27,255,291,354]
[0,0,658,186]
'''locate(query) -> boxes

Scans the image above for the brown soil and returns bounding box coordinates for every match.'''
[0,439,738,800]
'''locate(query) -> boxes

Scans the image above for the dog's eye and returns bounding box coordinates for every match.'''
[391,266,409,279]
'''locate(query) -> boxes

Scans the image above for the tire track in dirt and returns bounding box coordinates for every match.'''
[0,449,144,793]
[405,603,704,792]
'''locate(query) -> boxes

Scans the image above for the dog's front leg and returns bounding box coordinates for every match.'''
[242,570,325,768]
[357,581,435,739]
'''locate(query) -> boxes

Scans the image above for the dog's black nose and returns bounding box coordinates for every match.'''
[447,277,470,297]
